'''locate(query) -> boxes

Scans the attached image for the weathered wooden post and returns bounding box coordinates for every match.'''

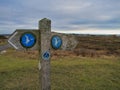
[39,18,51,90]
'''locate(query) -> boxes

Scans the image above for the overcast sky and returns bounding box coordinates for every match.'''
[0,0,120,34]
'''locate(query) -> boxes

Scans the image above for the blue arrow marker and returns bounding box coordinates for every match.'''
[20,33,36,48]
[42,51,50,60]
[51,35,62,49]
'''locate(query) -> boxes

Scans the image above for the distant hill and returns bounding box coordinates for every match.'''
[0,34,10,39]
[73,34,120,57]
[0,35,7,39]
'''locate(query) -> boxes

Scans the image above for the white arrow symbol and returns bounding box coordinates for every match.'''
[8,32,18,49]
[54,38,58,46]
[25,35,30,44]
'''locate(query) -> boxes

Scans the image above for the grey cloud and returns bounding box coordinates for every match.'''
[0,0,120,34]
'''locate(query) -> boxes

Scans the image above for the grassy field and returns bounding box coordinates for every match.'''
[0,50,39,90]
[0,50,120,90]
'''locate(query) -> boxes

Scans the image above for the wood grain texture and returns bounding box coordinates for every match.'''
[39,18,51,90]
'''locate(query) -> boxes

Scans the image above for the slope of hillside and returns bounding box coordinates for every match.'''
[74,35,120,56]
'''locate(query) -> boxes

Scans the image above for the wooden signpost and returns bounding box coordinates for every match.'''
[8,18,52,90]
[8,18,78,90]
[39,18,51,90]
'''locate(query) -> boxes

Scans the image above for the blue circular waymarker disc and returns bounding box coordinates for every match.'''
[42,51,50,60]
[51,35,62,49]
[20,33,36,48]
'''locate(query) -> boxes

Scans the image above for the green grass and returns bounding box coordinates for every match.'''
[51,57,120,90]
[0,54,39,90]
[0,51,120,90]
